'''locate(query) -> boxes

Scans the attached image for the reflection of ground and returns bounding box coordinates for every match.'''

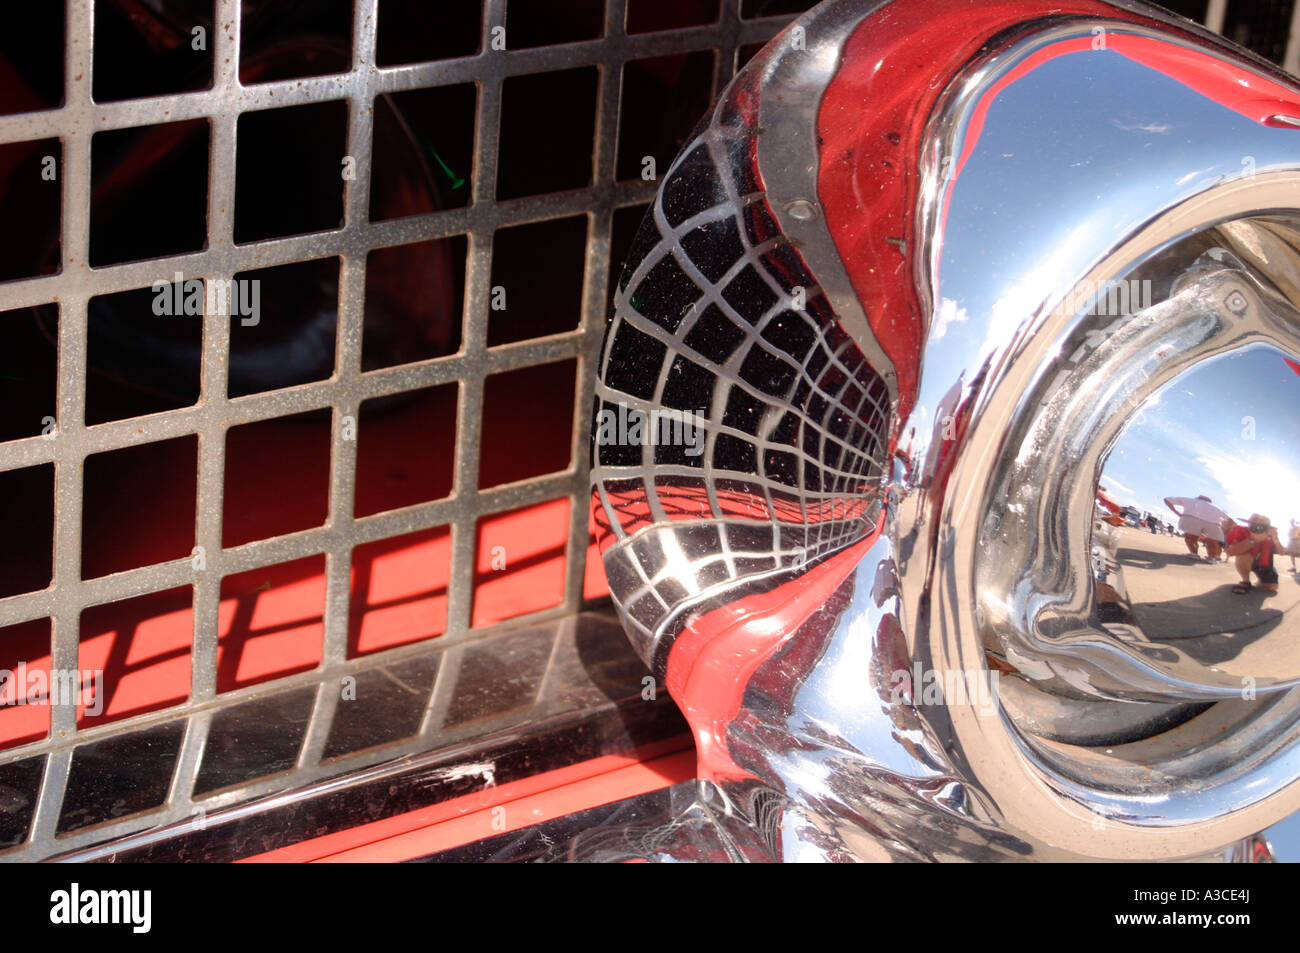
[1114,528,1299,673]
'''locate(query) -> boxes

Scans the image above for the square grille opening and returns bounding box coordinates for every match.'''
[375,0,484,65]
[234,101,348,244]
[472,498,570,628]
[0,758,43,848]
[1224,0,1295,63]
[92,0,216,102]
[0,5,64,116]
[488,215,587,346]
[736,42,765,70]
[322,653,439,758]
[355,382,457,517]
[370,85,477,220]
[479,358,577,489]
[229,257,340,397]
[617,51,716,183]
[78,586,194,729]
[217,554,326,691]
[505,0,605,48]
[87,283,202,424]
[238,0,354,85]
[348,525,452,657]
[497,66,598,199]
[82,435,198,579]
[223,408,332,547]
[1166,1,1212,20]
[362,235,467,369]
[89,118,210,266]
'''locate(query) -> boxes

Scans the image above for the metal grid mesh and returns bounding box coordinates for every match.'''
[0,0,803,859]
[37,608,671,862]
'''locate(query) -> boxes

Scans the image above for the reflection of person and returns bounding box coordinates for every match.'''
[1164,495,1229,560]
[1226,513,1281,594]
[1218,515,1236,558]
[1290,519,1300,572]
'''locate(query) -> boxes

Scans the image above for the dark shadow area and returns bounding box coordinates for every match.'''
[1132,584,1284,665]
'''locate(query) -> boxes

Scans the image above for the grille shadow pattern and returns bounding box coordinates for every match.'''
[592,66,889,671]
[0,0,810,860]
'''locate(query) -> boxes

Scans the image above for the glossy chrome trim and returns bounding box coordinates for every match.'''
[753,1,898,402]
[593,0,1300,860]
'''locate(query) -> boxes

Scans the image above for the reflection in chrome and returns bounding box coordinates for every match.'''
[1066,339,1300,697]
[588,0,1300,860]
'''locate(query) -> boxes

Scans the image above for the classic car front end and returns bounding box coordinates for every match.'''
[2,0,1300,865]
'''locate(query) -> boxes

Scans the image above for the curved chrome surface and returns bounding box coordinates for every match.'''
[1094,343,1300,689]
[590,0,1300,860]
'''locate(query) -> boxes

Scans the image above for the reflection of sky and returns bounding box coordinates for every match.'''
[1102,346,1300,528]
[908,36,1300,858]
[920,41,1300,446]
[1268,812,1300,861]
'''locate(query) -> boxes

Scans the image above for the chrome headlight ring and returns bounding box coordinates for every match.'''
[945,183,1300,855]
